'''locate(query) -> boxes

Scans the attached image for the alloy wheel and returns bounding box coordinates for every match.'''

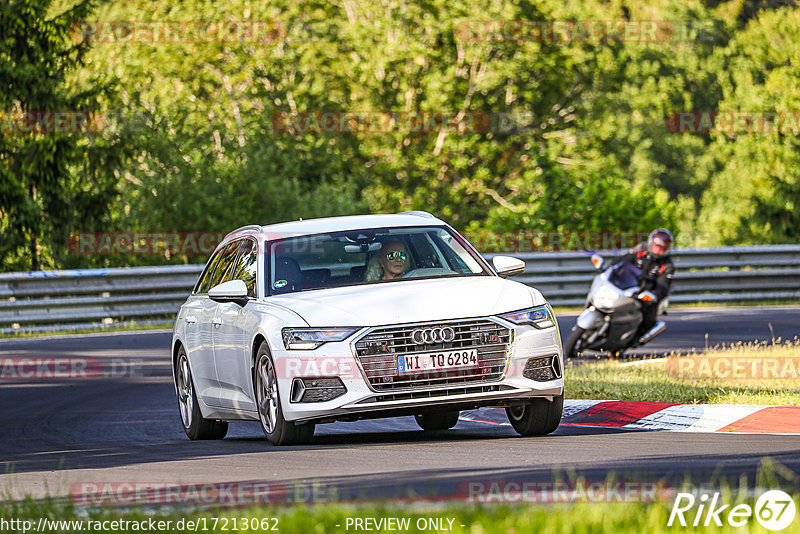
[177,355,194,429]
[257,355,279,434]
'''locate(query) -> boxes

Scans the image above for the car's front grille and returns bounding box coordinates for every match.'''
[353,318,512,391]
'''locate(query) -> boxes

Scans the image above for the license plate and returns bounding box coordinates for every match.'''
[397,349,478,374]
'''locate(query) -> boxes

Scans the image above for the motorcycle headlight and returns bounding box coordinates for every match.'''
[281,328,359,350]
[499,304,555,329]
[593,286,620,310]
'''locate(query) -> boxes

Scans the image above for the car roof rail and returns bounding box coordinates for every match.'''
[397,210,436,219]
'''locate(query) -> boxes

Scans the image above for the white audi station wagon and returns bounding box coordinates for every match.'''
[171,212,564,445]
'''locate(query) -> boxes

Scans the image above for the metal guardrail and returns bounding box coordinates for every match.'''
[2,245,800,333]
[493,244,800,306]
[0,266,202,333]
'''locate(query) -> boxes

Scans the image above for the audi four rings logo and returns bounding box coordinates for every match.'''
[411,327,456,344]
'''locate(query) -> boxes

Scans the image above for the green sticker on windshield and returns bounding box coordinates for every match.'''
[273,279,287,288]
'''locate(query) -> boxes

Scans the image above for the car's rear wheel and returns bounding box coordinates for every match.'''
[414,410,460,431]
[254,342,315,445]
[505,394,563,436]
[175,347,228,440]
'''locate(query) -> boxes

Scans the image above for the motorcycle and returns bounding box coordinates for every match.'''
[564,254,668,358]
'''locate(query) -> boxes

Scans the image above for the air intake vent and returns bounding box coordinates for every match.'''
[290,377,347,403]
[523,355,561,382]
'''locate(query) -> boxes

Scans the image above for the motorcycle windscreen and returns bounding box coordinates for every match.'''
[608,260,642,290]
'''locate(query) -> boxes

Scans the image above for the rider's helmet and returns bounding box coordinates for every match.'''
[647,229,673,258]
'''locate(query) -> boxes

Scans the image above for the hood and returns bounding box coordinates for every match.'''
[268,276,542,326]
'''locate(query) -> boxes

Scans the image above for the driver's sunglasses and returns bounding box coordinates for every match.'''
[386,251,407,261]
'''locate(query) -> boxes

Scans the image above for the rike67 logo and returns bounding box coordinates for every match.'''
[669,490,797,530]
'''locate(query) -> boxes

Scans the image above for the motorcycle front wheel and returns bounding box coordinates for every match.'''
[564,326,586,358]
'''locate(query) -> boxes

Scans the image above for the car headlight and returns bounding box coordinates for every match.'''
[499,304,555,329]
[593,286,620,310]
[281,328,359,350]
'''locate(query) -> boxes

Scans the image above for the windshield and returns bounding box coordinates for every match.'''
[267,226,488,295]
[608,260,642,290]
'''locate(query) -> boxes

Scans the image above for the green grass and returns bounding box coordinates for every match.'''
[4,465,798,533]
[0,320,173,340]
[566,341,800,404]
[2,496,798,533]
[1,438,797,534]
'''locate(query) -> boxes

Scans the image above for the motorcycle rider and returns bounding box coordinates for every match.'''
[613,229,675,346]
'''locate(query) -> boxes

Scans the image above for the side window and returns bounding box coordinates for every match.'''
[436,229,481,273]
[232,239,257,297]
[208,241,240,289]
[195,251,222,294]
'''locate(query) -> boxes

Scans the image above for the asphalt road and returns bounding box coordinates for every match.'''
[562,305,800,357]
[1,306,799,503]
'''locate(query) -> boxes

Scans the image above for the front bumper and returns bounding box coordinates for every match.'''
[273,318,564,423]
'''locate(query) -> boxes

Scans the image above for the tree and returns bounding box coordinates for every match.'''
[698,7,800,244]
[0,0,126,270]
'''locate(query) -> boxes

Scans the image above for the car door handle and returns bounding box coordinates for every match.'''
[212,318,223,327]
[185,315,197,324]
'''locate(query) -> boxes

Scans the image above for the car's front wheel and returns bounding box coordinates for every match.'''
[505,394,563,436]
[254,342,315,445]
[414,411,460,431]
[175,347,228,440]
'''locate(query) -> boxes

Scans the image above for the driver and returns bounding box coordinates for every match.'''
[613,229,675,346]
[364,240,410,281]
[378,240,409,280]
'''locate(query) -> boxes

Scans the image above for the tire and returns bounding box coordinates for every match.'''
[175,347,228,440]
[254,342,315,445]
[564,327,586,358]
[505,394,563,436]
[414,411,460,431]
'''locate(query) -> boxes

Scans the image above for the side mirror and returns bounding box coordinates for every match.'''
[208,279,249,306]
[591,254,605,271]
[492,255,526,278]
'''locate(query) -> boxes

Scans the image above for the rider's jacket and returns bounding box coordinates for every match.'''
[613,246,675,301]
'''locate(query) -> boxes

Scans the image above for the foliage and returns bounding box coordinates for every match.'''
[0,0,128,270]
[698,7,800,244]
[2,0,799,270]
